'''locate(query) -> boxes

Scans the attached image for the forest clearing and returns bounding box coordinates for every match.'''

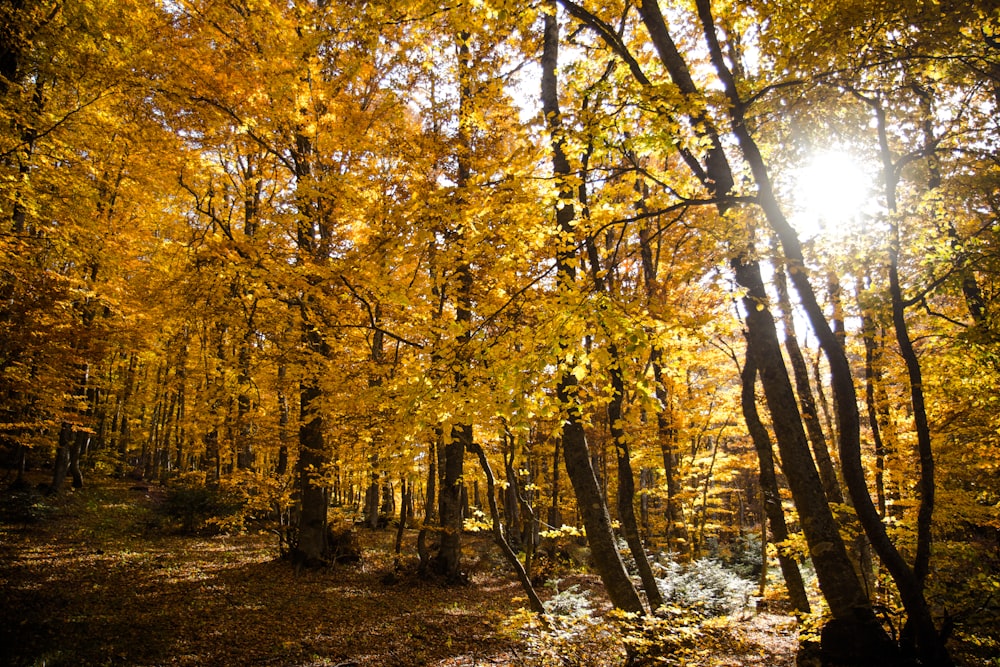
[2,0,999,665]
[1,475,800,667]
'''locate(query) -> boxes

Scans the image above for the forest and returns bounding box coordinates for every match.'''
[1,0,998,665]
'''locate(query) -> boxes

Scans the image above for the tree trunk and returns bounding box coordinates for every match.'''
[435,423,468,583]
[428,27,477,584]
[115,352,138,475]
[548,432,562,529]
[740,344,811,614]
[49,421,73,495]
[394,477,410,568]
[365,476,380,529]
[542,2,644,615]
[236,336,254,470]
[70,429,86,489]
[650,350,688,553]
[502,430,521,546]
[610,364,664,609]
[293,377,329,566]
[773,260,842,505]
[417,439,437,575]
[876,96,947,663]
[470,441,547,616]
[277,364,290,476]
[733,252,892,659]
[860,302,890,518]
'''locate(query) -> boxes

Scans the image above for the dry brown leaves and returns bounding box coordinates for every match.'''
[1,477,801,667]
[0,477,523,666]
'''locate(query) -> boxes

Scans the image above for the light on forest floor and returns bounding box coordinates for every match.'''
[790,150,873,240]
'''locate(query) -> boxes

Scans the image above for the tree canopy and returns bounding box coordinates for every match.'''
[2,0,998,665]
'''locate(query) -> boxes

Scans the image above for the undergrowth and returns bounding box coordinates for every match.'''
[511,554,760,666]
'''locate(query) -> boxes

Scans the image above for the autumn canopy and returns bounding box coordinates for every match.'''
[1,0,998,665]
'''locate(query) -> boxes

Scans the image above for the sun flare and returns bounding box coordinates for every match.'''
[791,150,873,240]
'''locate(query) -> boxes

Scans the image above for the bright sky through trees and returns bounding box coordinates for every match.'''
[791,150,873,240]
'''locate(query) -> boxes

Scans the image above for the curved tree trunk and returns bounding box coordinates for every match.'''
[877,95,945,662]
[470,441,547,616]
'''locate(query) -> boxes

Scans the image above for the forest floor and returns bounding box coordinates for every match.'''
[0,474,799,666]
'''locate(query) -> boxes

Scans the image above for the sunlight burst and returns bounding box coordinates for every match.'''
[791,150,873,240]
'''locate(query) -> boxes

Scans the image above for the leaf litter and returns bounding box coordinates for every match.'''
[0,476,798,666]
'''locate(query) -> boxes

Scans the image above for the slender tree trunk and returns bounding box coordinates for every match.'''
[394,478,410,568]
[773,260,842,504]
[610,354,664,609]
[115,352,138,475]
[502,429,521,546]
[740,344,810,614]
[860,300,890,518]
[811,353,836,444]
[236,335,254,470]
[548,434,561,529]
[639,467,652,537]
[174,333,189,473]
[276,363,289,476]
[650,349,687,552]
[582,206,663,608]
[69,429,86,489]
[542,2,644,614]
[696,429,723,558]
[470,441,547,615]
[417,439,437,575]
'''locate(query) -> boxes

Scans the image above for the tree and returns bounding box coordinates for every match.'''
[541,0,645,614]
[740,341,811,614]
[554,0,900,659]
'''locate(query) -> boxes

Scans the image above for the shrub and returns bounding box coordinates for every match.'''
[158,473,245,534]
[509,582,625,667]
[724,532,764,581]
[512,555,758,666]
[654,557,756,616]
[0,487,50,525]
